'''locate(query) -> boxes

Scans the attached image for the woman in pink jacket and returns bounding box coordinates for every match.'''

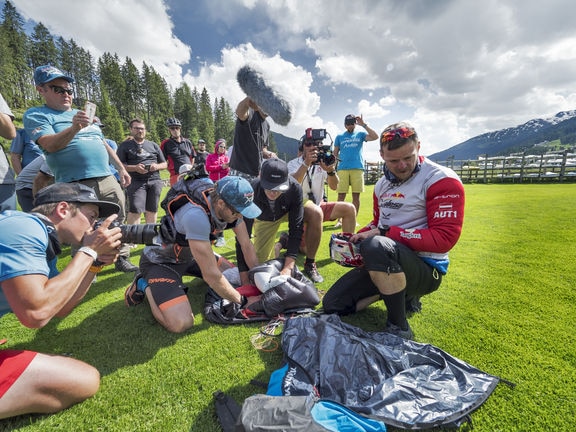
[205,138,230,182]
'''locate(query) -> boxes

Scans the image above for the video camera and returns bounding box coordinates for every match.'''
[303,127,336,166]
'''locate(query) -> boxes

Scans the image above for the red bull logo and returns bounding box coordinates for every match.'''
[381,192,405,199]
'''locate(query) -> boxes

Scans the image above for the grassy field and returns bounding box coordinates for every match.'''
[1,183,575,431]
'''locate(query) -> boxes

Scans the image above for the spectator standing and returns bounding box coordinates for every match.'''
[286,134,357,282]
[15,154,54,212]
[117,118,167,225]
[323,122,465,340]
[333,113,378,217]
[10,128,43,175]
[205,138,230,247]
[23,65,136,273]
[194,139,209,168]
[205,139,230,182]
[0,182,122,419]
[161,118,196,186]
[0,92,17,212]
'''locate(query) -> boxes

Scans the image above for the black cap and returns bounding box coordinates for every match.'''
[34,183,120,217]
[260,159,289,191]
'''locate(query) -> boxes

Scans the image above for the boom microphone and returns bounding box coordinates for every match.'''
[236,65,292,126]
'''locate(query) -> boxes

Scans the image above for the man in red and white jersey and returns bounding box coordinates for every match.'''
[323,122,465,339]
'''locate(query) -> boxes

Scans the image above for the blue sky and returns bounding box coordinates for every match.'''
[11,0,576,161]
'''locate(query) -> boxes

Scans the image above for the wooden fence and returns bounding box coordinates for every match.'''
[364,150,576,184]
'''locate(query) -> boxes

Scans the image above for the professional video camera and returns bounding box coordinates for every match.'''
[303,127,336,166]
[94,219,161,246]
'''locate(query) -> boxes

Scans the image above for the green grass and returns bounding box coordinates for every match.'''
[1,184,575,431]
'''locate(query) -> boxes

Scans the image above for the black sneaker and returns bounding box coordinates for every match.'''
[115,256,138,273]
[125,274,146,307]
[304,262,324,283]
[384,320,414,340]
[405,296,422,316]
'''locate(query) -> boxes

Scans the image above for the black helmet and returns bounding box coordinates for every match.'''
[166,117,182,127]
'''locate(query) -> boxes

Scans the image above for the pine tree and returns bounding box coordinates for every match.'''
[28,22,58,69]
[198,88,214,151]
[121,57,143,120]
[1,1,30,108]
[98,53,127,120]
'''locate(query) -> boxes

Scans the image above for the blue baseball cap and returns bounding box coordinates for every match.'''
[216,176,261,219]
[34,65,74,86]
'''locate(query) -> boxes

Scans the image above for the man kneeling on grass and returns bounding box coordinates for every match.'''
[124,175,262,333]
[323,122,465,340]
[0,183,122,419]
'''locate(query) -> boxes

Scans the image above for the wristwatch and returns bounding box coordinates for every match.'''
[378,225,390,236]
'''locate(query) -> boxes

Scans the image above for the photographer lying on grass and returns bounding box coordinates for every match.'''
[0,183,122,419]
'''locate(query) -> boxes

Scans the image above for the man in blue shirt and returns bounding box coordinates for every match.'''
[333,114,378,217]
[0,182,122,419]
[9,128,42,175]
[24,65,137,272]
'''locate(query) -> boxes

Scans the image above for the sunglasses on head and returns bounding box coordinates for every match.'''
[380,127,415,143]
[49,85,73,95]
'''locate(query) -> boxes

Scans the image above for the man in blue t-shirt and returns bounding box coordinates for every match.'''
[23,65,137,272]
[333,114,378,217]
[0,182,122,419]
[9,128,43,175]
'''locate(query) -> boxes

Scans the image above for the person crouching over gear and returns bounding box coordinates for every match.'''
[322,122,465,340]
[125,173,262,333]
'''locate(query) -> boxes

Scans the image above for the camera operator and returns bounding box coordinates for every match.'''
[286,129,357,283]
[0,182,122,419]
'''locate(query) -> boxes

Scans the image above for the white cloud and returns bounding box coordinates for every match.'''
[14,0,190,87]
[10,0,576,159]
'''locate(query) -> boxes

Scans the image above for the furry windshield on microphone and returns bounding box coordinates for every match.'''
[236,65,292,126]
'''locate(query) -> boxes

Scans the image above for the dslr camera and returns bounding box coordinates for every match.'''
[94,219,161,246]
[304,128,336,166]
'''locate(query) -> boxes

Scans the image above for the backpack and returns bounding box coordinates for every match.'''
[159,168,234,245]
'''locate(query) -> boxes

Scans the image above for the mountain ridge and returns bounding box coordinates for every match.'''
[429,109,576,161]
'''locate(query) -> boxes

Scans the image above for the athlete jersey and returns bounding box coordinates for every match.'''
[365,156,465,264]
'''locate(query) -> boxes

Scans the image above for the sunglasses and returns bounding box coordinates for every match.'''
[380,127,415,143]
[49,85,73,95]
[169,126,180,130]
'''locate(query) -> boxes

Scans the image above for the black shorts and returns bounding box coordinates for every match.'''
[323,236,442,315]
[126,178,164,213]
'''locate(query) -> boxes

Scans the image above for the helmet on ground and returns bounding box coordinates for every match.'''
[329,233,364,267]
[166,117,182,127]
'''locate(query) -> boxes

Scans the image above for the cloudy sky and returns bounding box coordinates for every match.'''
[11,0,576,161]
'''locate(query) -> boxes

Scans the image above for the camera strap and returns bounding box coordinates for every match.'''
[304,164,316,201]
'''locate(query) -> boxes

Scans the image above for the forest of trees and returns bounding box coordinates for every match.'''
[0,1,277,152]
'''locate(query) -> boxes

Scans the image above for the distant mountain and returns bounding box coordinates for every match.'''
[429,110,576,161]
[271,132,300,161]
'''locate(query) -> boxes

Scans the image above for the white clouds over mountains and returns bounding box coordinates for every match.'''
[13,0,576,160]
